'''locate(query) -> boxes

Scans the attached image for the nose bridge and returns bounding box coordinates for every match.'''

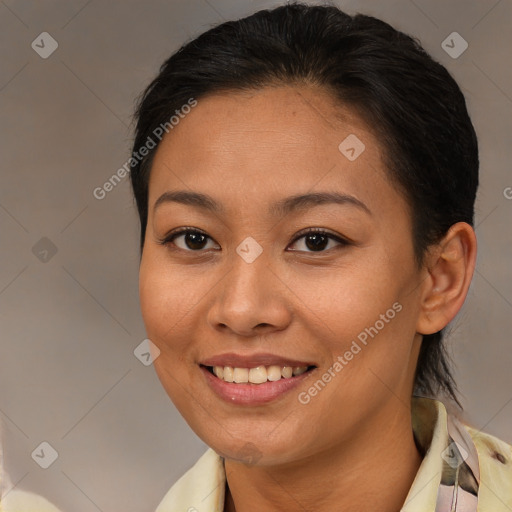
[209,242,290,335]
[225,243,271,307]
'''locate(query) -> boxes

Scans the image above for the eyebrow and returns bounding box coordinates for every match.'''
[153,190,371,217]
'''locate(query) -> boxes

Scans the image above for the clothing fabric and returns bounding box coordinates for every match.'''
[0,444,62,512]
[0,489,62,512]
[156,397,512,512]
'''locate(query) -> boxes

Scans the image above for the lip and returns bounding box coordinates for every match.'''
[200,352,315,368]
[200,364,316,406]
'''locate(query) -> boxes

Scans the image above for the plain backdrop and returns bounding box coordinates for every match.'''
[0,0,511,510]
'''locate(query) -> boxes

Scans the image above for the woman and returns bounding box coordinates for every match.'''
[129,3,511,511]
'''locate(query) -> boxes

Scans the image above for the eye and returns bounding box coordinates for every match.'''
[288,228,349,253]
[158,227,349,254]
[158,228,219,252]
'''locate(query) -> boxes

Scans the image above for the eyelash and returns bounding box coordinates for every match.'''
[157,226,350,254]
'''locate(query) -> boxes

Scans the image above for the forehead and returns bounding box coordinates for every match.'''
[147,85,401,218]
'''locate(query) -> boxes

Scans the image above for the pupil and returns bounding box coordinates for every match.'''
[306,233,328,251]
[186,232,207,250]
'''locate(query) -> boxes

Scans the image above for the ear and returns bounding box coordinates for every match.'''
[416,222,477,335]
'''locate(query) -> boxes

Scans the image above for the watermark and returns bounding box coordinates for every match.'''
[236,236,263,263]
[298,301,402,405]
[338,133,365,161]
[441,32,468,59]
[31,441,59,469]
[134,338,160,366]
[31,32,58,59]
[235,442,263,465]
[441,440,469,469]
[93,98,198,200]
[32,236,58,263]
[504,187,512,200]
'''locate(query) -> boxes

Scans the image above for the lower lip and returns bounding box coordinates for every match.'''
[200,366,314,405]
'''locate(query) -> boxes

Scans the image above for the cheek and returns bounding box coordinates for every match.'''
[287,257,399,332]
[295,255,418,382]
[138,254,191,351]
[139,258,197,406]
[332,300,418,404]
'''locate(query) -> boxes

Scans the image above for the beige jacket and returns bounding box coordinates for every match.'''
[0,489,61,512]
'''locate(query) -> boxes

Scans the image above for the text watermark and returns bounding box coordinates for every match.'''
[93,98,198,200]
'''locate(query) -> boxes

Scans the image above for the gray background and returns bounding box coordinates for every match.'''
[0,0,511,510]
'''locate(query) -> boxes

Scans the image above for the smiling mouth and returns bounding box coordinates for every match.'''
[202,364,317,384]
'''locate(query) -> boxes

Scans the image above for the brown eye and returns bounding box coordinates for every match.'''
[161,228,219,252]
[288,229,349,253]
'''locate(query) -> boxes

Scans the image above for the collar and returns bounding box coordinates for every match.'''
[156,397,512,512]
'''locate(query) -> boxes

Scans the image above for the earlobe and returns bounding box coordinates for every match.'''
[416,222,477,335]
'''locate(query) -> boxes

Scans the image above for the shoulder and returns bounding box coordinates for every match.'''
[464,424,512,469]
[464,424,512,509]
[466,425,512,455]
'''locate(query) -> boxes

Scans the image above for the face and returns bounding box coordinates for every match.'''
[139,85,426,465]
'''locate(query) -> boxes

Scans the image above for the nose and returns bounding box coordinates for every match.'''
[207,252,292,338]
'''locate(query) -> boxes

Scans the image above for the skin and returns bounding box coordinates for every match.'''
[138,85,477,512]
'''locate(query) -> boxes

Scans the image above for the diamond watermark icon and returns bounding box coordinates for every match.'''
[236,236,263,263]
[32,237,58,263]
[134,338,161,366]
[31,441,58,469]
[441,32,468,59]
[31,32,59,59]
[441,440,469,469]
[338,134,365,161]
[235,442,263,465]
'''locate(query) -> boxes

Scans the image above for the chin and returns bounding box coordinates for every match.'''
[205,429,304,467]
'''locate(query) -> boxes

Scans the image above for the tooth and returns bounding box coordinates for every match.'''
[267,365,282,381]
[219,365,307,383]
[223,366,234,382]
[281,366,293,379]
[233,367,249,383]
[248,366,267,384]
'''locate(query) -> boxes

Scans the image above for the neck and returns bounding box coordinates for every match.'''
[223,404,423,512]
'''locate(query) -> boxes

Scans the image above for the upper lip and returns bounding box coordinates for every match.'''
[200,352,316,368]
